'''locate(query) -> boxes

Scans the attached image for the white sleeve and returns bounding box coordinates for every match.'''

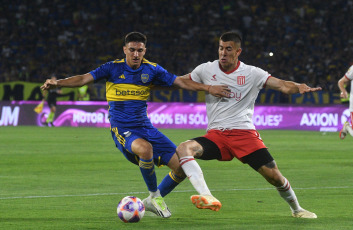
[252,67,271,89]
[190,63,206,83]
[345,65,353,80]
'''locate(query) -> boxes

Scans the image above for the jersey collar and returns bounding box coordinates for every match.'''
[219,60,240,74]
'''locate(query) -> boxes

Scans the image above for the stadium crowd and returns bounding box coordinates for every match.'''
[1,0,352,93]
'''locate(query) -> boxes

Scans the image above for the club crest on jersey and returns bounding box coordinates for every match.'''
[237,76,245,85]
[141,74,149,83]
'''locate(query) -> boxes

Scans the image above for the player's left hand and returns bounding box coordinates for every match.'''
[298,84,322,94]
[40,79,58,91]
[209,85,231,98]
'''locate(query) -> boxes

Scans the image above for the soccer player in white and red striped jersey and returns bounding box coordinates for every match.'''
[338,64,353,139]
[177,31,321,218]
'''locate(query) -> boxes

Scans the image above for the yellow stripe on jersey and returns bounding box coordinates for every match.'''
[113,59,125,63]
[106,82,151,102]
[142,58,157,67]
[111,127,126,147]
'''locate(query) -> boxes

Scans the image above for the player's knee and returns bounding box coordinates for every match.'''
[176,140,195,158]
[132,139,153,159]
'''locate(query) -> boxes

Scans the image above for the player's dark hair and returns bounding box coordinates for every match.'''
[125,32,147,45]
[220,31,242,45]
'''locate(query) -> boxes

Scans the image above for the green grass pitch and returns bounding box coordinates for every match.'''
[0,126,352,229]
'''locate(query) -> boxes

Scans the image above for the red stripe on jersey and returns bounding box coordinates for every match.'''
[344,75,350,81]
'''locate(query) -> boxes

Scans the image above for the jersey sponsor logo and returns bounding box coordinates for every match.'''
[237,76,245,85]
[211,74,217,81]
[115,89,149,96]
[106,82,150,101]
[141,74,149,83]
[229,91,242,101]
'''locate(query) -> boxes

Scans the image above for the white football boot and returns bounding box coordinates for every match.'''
[339,122,349,139]
[292,209,317,218]
[142,195,171,218]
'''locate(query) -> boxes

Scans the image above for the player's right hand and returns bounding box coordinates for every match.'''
[340,91,348,99]
[40,79,58,91]
[209,85,231,98]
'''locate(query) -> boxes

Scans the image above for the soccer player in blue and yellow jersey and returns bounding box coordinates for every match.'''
[41,32,230,218]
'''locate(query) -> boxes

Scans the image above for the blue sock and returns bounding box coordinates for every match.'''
[139,158,157,192]
[158,171,185,197]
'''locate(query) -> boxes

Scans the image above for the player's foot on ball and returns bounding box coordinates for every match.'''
[142,196,171,218]
[292,209,317,218]
[190,195,222,211]
[339,122,349,139]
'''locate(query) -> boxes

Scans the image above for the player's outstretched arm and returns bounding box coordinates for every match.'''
[173,74,231,98]
[266,76,322,94]
[338,76,350,99]
[40,73,94,90]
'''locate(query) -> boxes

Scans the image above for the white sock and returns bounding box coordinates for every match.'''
[347,124,353,136]
[149,189,161,198]
[179,156,212,196]
[276,178,302,212]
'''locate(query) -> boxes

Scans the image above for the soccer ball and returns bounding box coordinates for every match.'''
[117,196,145,223]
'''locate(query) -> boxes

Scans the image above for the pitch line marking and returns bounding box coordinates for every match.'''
[0,186,351,200]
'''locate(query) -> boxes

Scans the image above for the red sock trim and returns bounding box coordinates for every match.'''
[179,157,195,166]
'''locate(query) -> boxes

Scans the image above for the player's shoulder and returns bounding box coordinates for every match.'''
[112,58,125,64]
[347,65,353,73]
[238,61,255,71]
[142,58,158,67]
[195,60,218,71]
[240,61,267,74]
[346,65,353,79]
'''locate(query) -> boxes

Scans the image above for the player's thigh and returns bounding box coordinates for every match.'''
[146,128,177,167]
[110,127,141,165]
[191,136,222,160]
[131,138,153,159]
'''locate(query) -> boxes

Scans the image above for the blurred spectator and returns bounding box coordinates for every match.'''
[77,85,90,101]
[0,0,352,94]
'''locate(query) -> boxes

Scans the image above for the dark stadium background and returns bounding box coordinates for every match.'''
[1,0,352,96]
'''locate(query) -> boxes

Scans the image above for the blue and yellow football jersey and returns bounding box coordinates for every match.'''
[90,58,177,128]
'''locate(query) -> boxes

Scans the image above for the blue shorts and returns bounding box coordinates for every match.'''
[110,125,176,167]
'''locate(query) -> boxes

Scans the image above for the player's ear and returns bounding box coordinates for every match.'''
[237,47,242,56]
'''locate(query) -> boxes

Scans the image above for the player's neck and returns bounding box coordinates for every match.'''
[125,59,142,70]
[219,60,240,74]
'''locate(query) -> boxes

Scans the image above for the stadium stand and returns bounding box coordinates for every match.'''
[1,0,352,93]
